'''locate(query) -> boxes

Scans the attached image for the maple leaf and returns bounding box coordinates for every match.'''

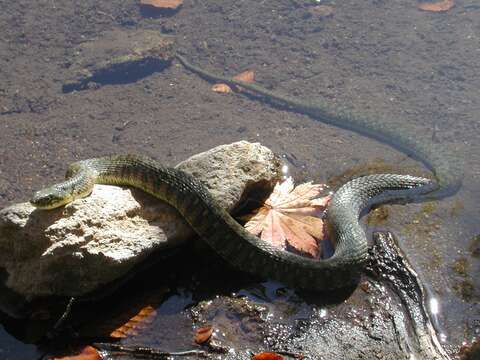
[243,177,331,258]
[416,0,454,12]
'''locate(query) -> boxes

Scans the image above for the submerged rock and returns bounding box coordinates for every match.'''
[182,233,450,360]
[62,28,176,92]
[0,141,282,302]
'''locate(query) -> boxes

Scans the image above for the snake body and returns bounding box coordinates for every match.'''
[31,156,433,291]
[30,56,462,291]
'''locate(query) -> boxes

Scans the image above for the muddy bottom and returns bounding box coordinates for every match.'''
[0,0,478,358]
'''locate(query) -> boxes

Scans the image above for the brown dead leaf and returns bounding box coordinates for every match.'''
[233,70,255,83]
[252,352,284,360]
[417,0,454,12]
[110,305,157,338]
[194,325,213,344]
[212,70,255,94]
[211,83,233,93]
[243,177,330,258]
[140,0,183,9]
[52,346,102,360]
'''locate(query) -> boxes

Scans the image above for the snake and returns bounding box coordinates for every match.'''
[29,55,462,292]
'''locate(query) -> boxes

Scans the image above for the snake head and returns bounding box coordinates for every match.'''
[30,186,73,209]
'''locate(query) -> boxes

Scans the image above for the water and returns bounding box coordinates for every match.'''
[0,0,478,358]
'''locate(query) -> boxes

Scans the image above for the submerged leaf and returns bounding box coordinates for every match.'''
[140,0,183,10]
[417,0,454,12]
[52,346,102,360]
[110,305,157,338]
[252,352,284,360]
[194,325,214,344]
[212,70,255,93]
[233,70,255,83]
[243,177,330,258]
[212,83,233,93]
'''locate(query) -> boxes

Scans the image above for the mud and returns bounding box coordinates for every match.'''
[0,0,479,358]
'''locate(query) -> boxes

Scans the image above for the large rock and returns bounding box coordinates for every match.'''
[0,141,282,301]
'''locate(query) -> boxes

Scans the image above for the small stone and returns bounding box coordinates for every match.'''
[309,5,334,18]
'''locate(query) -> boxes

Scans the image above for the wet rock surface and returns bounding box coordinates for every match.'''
[0,141,281,302]
[62,29,176,92]
[178,233,448,359]
[365,233,449,360]
[28,232,449,360]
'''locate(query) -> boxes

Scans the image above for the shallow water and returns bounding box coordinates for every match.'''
[0,0,478,358]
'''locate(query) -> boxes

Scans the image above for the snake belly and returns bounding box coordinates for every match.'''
[31,155,434,291]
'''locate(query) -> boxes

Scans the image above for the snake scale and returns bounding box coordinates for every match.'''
[30,55,462,291]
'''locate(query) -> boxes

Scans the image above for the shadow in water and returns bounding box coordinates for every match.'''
[139,5,181,19]
[62,58,170,93]
[0,239,357,356]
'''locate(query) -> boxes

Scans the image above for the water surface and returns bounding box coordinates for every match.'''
[0,0,478,358]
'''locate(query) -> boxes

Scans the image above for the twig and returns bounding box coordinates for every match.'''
[96,10,116,21]
[45,296,76,340]
[53,297,76,331]
[276,350,305,359]
[93,342,208,358]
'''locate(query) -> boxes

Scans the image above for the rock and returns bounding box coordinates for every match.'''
[62,29,175,92]
[176,141,282,212]
[0,141,282,302]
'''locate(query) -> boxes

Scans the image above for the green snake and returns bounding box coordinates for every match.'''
[30,55,462,291]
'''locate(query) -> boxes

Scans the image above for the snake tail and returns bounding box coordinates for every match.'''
[175,54,462,199]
